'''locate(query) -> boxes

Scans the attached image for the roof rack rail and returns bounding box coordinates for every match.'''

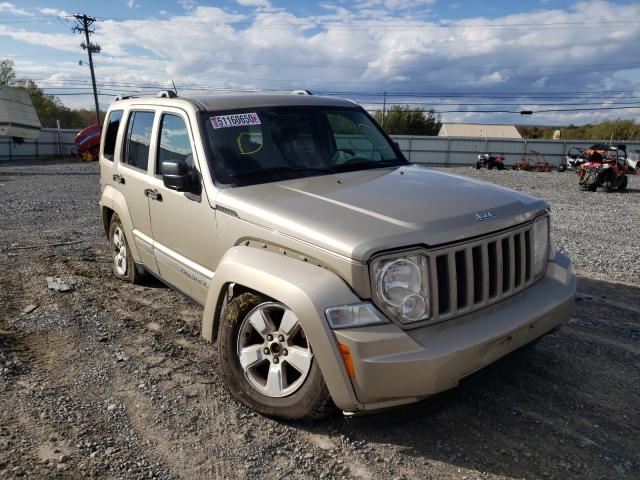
[113,93,140,101]
[290,89,313,95]
[157,90,178,98]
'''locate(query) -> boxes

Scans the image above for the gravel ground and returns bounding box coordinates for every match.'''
[0,159,638,480]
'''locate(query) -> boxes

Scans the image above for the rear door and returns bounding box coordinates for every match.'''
[145,108,216,303]
[98,109,123,194]
[114,109,159,274]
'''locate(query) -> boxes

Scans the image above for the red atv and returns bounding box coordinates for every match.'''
[578,147,629,192]
[476,153,506,170]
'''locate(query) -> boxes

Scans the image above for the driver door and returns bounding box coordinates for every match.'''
[145,109,216,304]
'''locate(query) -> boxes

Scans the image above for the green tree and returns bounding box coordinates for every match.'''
[1,59,16,86]
[518,120,640,141]
[374,105,442,135]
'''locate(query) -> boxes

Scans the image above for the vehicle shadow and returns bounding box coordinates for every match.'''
[299,277,640,479]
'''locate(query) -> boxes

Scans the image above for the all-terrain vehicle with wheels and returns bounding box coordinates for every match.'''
[475,153,505,170]
[98,91,576,419]
[577,146,629,192]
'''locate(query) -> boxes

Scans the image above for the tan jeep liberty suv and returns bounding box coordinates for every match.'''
[98,90,576,419]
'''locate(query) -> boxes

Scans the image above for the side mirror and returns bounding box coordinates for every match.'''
[161,160,199,193]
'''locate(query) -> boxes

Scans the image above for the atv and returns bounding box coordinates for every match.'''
[476,153,506,170]
[559,146,587,172]
[578,147,629,192]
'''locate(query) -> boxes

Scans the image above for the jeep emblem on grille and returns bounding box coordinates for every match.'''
[475,211,496,221]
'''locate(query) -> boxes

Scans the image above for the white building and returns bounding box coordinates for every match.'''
[438,123,522,139]
[0,86,42,140]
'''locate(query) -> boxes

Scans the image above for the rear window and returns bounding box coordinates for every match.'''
[103,110,122,161]
[122,111,154,171]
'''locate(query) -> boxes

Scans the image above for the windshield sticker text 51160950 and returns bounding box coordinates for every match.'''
[210,113,261,129]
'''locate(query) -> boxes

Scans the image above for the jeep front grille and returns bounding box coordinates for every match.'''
[428,223,535,323]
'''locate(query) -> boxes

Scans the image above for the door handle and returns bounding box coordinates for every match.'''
[144,188,163,202]
[112,174,125,184]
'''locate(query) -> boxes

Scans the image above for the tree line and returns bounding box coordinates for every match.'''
[518,120,640,141]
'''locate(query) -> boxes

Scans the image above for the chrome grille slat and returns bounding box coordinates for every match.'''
[428,224,536,324]
[481,243,490,303]
[465,249,474,308]
[447,253,458,317]
[519,233,527,289]
[496,238,504,297]
[508,235,516,292]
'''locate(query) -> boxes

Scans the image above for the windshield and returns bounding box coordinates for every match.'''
[202,106,406,186]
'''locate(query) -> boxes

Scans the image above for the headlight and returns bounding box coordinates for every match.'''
[325,303,389,329]
[371,254,430,324]
[532,215,550,277]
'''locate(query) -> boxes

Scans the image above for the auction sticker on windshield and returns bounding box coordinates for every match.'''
[211,113,261,129]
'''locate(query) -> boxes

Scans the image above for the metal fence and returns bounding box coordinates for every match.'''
[0,128,77,161]
[3,129,640,166]
[390,135,640,167]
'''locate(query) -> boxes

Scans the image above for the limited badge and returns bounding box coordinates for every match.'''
[210,113,261,129]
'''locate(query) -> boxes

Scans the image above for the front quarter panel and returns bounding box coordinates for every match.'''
[202,246,363,412]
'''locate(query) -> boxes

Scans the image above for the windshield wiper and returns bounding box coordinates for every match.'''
[230,165,336,180]
[332,159,407,173]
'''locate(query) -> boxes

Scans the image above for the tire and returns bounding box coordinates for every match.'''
[557,164,566,172]
[217,292,334,420]
[487,164,494,170]
[497,163,505,171]
[618,176,628,191]
[108,214,145,284]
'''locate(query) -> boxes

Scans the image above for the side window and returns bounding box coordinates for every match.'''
[157,114,194,174]
[102,110,122,161]
[123,111,155,171]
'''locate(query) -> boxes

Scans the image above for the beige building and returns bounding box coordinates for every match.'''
[438,123,522,139]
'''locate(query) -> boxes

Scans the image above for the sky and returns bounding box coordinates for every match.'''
[1,0,639,126]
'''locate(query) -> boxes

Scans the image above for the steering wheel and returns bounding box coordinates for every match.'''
[330,148,356,165]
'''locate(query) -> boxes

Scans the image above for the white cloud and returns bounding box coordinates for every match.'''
[237,0,271,7]
[38,7,70,17]
[0,2,32,16]
[126,0,135,9]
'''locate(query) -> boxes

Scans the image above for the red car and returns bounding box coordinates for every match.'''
[74,124,101,161]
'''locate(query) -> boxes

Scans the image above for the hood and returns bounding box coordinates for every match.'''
[216,165,547,261]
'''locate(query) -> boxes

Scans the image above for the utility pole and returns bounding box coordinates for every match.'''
[381,91,387,127]
[71,14,101,125]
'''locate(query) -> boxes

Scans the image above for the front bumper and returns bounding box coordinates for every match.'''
[333,251,576,413]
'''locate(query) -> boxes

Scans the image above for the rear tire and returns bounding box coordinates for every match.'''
[217,292,334,420]
[618,176,628,191]
[108,214,145,284]
[557,164,566,172]
[497,163,505,171]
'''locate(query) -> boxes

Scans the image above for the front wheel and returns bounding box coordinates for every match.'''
[217,292,334,420]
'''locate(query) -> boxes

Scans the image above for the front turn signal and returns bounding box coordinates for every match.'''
[337,342,356,379]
